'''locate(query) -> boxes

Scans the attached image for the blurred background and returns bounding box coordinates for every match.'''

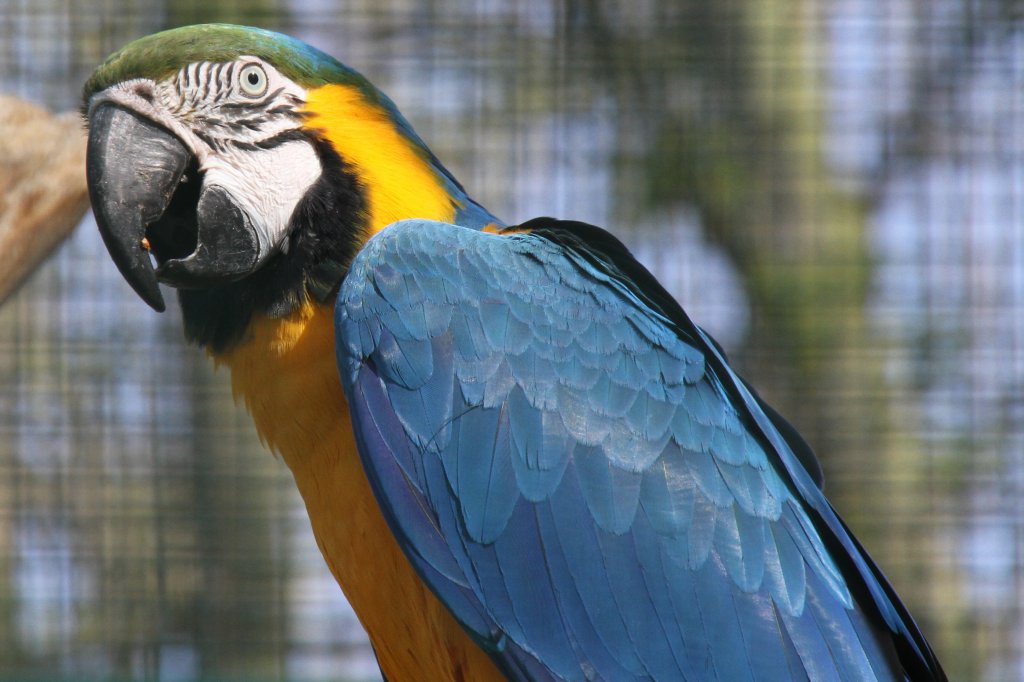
[0,0,1021,679]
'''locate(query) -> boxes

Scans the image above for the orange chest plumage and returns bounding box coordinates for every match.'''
[217,303,503,681]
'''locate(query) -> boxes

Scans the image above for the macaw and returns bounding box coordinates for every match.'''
[82,24,946,682]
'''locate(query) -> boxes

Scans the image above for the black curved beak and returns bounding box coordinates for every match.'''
[87,102,263,312]
[87,104,186,312]
[154,184,260,290]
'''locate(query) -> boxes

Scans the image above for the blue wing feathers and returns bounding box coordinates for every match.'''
[481,301,534,355]
[604,419,669,473]
[349,368,501,639]
[491,501,581,675]
[766,516,808,615]
[451,398,518,544]
[628,511,699,678]
[573,444,643,534]
[717,460,771,518]
[593,517,677,678]
[374,329,432,388]
[336,219,945,680]
[640,458,698,537]
[624,389,675,442]
[782,505,851,609]
[688,554,757,682]
[684,445,733,508]
[509,406,572,502]
[554,383,613,447]
[777,596,844,682]
[719,505,767,592]
[545,470,651,676]
[681,489,717,569]
[352,365,426,489]
[507,352,559,409]
[729,585,801,682]
[382,340,453,452]
[483,360,517,410]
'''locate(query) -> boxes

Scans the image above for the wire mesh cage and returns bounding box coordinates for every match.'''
[1,0,1022,680]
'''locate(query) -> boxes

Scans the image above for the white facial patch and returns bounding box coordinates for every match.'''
[200,139,322,260]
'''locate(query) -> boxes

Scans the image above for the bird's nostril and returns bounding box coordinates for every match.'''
[130,81,155,104]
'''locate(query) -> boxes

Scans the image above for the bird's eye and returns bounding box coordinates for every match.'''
[239,64,268,97]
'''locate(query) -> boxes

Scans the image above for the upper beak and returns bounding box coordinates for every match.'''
[87,101,263,312]
[86,103,186,312]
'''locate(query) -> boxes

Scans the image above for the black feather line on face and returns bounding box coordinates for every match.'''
[178,133,367,353]
[228,128,309,152]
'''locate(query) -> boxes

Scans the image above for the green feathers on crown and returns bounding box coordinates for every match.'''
[83,24,370,103]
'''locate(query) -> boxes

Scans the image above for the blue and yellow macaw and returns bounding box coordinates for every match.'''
[82,24,946,681]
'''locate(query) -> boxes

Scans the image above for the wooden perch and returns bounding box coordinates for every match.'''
[0,95,89,305]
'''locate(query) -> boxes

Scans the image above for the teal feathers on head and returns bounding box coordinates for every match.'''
[83,24,365,104]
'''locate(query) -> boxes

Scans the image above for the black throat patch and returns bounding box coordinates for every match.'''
[177,133,367,353]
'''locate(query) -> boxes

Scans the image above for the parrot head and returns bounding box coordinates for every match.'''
[83,24,486,350]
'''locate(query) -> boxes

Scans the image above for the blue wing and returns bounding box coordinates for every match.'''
[335,218,945,682]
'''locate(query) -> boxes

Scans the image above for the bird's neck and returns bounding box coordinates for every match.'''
[303,83,497,236]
